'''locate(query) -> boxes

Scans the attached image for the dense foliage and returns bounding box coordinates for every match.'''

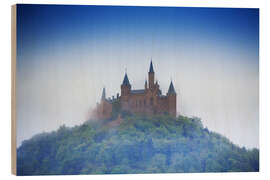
[17,114,259,175]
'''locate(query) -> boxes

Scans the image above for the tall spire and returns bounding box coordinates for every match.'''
[149,60,154,73]
[168,81,176,94]
[101,87,106,100]
[122,73,131,86]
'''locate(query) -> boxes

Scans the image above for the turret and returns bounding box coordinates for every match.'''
[121,73,131,96]
[167,81,177,117]
[148,60,155,89]
[145,80,148,90]
[167,81,176,95]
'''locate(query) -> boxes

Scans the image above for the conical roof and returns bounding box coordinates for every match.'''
[149,60,154,73]
[168,81,176,94]
[122,73,131,86]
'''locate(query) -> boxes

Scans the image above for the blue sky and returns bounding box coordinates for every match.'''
[17,5,258,64]
[16,5,259,148]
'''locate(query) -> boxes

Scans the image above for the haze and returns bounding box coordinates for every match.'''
[16,5,259,148]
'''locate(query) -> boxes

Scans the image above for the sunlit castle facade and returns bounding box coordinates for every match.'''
[93,60,177,119]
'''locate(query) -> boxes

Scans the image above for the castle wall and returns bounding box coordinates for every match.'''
[119,88,175,116]
[120,93,148,114]
[168,95,176,117]
[94,100,112,120]
[156,97,169,114]
[96,89,176,119]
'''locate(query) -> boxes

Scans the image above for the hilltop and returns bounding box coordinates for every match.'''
[17,114,259,175]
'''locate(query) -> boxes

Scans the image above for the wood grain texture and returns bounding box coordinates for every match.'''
[11,4,17,175]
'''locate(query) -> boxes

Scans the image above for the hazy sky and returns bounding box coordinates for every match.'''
[16,5,259,148]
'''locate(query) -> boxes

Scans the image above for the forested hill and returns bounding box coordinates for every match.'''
[17,114,259,175]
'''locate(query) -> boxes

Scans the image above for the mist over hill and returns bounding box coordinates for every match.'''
[17,113,259,175]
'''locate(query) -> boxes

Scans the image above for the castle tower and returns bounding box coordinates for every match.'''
[167,81,177,117]
[148,60,155,89]
[121,72,131,96]
[120,72,131,110]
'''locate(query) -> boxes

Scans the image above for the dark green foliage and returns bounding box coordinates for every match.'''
[17,114,259,175]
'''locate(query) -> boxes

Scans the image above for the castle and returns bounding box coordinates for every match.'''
[93,60,177,119]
